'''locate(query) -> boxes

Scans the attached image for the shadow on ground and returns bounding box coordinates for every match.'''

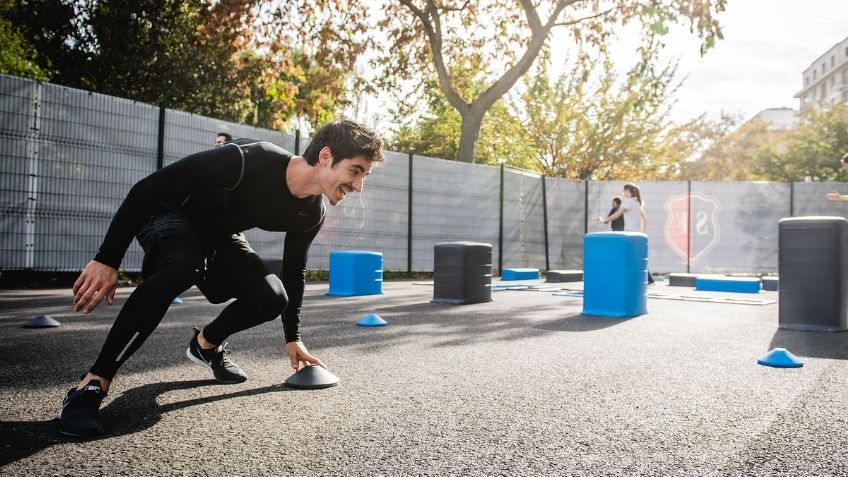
[769,329,848,360]
[0,379,293,467]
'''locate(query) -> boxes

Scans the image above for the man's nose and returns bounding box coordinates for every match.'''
[353,176,364,192]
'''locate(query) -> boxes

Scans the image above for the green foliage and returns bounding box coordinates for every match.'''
[758,105,848,182]
[0,15,50,81]
[3,0,370,133]
[387,69,537,168]
[684,105,848,183]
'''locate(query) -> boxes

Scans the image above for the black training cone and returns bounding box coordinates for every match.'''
[284,365,340,390]
[23,315,60,328]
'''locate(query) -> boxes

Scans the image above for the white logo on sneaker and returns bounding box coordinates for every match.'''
[83,385,100,393]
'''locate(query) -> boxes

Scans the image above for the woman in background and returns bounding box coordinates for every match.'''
[602,183,655,284]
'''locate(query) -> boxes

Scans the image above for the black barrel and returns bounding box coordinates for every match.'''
[432,242,493,304]
[778,217,848,332]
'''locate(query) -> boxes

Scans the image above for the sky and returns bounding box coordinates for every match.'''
[633,0,847,123]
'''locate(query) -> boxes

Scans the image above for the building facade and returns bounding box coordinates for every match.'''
[752,107,797,131]
[795,35,848,110]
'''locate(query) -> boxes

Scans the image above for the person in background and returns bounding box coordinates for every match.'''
[602,196,625,231]
[214,132,233,147]
[601,183,655,284]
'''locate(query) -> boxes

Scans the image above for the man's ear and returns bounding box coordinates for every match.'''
[319,146,333,166]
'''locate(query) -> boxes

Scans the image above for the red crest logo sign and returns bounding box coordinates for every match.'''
[663,193,722,265]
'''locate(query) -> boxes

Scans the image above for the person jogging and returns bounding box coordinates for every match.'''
[59,120,384,437]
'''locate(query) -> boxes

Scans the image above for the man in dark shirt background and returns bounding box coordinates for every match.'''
[60,120,384,437]
[608,196,624,231]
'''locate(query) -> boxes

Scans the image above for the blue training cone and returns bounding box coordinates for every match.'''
[171,297,183,305]
[356,313,387,327]
[757,348,803,368]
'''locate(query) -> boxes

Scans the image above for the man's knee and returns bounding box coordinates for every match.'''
[255,273,288,320]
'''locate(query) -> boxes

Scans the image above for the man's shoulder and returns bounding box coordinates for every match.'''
[228,138,293,157]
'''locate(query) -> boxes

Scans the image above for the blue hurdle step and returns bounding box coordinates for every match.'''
[501,268,540,280]
[695,276,761,293]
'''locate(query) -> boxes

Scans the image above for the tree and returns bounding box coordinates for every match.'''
[758,104,848,182]
[0,14,50,81]
[516,36,693,180]
[4,0,371,131]
[387,58,538,169]
[681,116,775,181]
[378,0,725,163]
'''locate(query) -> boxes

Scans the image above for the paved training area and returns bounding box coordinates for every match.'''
[2,280,847,476]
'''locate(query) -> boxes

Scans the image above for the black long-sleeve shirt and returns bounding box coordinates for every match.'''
[94,140,325,342]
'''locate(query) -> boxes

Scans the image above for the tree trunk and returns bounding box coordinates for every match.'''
[456,111,484,163]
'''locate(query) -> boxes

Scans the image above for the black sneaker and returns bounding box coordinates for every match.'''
[186,327,248,383]
[59,379,106,437]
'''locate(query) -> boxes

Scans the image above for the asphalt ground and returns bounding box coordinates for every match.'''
[1,279,847,476]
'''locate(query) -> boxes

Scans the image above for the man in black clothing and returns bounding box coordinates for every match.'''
[605,196,625,231]
[60,120,384,437]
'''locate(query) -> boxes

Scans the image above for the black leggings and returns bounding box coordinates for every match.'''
[89,215,288,380]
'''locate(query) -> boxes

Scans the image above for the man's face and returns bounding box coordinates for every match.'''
[317,150,373,206]
[214,135,227,147]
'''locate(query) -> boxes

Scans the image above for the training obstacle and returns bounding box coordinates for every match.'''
[501,268,540,281]
[695,276,761,293]
[23,314,60,328]
[327,250,383,297]
[761,276,779,292]
[545,270,583,283]
[669,273,699,287]
[356,314,387,327]
[757,348,803,368]
[432,241,493,305]
[779,217,848,332]
[582,232,648,318]
[284,365,340,389]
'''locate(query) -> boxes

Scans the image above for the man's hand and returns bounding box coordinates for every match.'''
[285,341,326,371]
[73,260,118,314]
[826,192,845,202]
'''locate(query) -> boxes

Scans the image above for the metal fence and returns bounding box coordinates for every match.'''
[3,74,848,274]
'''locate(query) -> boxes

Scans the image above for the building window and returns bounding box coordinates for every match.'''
[822,83,827,98]
[823,63,826,74]
[814,70,817,80]
[832,56,836,67]
[832,77,836,86]
[805,76,809,86]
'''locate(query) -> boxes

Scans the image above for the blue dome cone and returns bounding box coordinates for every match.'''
[171,297,183,305]
[356,313,387,327]
[23,314,60,328]
[757,348,803,368]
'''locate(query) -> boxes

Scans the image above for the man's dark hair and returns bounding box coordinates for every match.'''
[303,120,384,167]
[612,196,622,207]
[217,132,233,142]
[842,152,848,164]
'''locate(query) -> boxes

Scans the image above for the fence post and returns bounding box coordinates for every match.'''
[24,81,42,269]
[156,99,166,170]
[294,128,301,155]
[541,175,550,272]
[499,163,504,276]
[407,152,414,277]
[789,181,795,217]
[583,179,589,234]
[687,180,692,274]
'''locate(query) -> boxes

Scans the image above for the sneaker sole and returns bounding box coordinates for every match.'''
[185,347,247,384]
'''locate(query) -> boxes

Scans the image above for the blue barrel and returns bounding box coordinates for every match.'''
[582,232,648,318]
[327,250,383,296]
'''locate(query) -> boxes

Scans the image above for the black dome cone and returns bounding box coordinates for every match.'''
[23,315,60,328]
[284,365,340,390]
